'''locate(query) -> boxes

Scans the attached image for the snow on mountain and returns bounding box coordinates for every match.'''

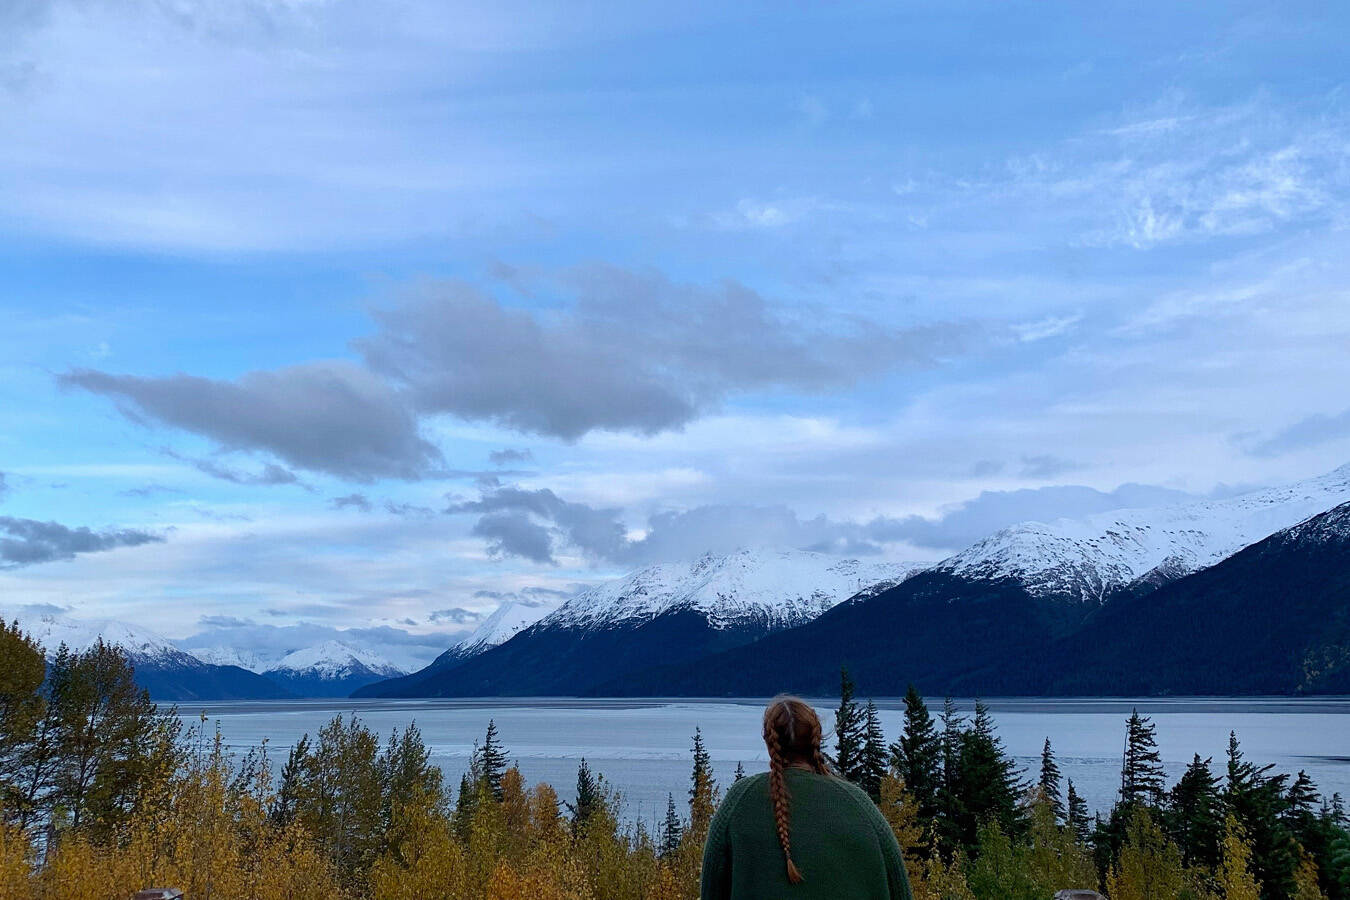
[940,462,1350,603]
[13,613,190,666]
[542,548,927,632]
[264,640,404,679]
[448,596,566,660]
[188,644,271,672]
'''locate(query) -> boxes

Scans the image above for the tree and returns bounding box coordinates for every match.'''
[659,793,683,857]
[477,719,509,801]
[835,668,864,783]
[937,697,968,851]
[1226,732,1299,899]
[859,700,888,801]
[1120,709,1167,809]
[0,622,51,829]
[1039,737,1065,822]
[1067,778,1090,845]
[568,757,601,831]
[1106,808,1192,900]
[1167,754,1223,868]
[688,727,718,836]
[946,700,1025,850]
[1218,814,1263,900]
[733,761,745,782]
[891,685,942,822]
[46,639,179,838]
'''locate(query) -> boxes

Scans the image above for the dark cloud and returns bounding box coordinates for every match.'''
[447,486,628,564]
[331,492,373,512]
[1248,407,1350,457]
[59,361,443,481]
[0,516,163,567]
[489,448,533,466]
[428,607,481,624]
[189,457,303,487]
[358,268,967,440]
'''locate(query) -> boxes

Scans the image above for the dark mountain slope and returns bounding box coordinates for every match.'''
[980,501,1350,696]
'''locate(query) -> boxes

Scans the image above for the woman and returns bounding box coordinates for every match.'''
[700,696,912,900]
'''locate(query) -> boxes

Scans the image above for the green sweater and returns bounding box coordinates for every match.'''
[700,769,913,900]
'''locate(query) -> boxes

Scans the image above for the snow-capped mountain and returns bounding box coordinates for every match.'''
[4,612,290,701]
[433,595,567,668]
[545,549,924,631]
[259,640,405,697]
[940,463,1350,604]
[358,549,924,697]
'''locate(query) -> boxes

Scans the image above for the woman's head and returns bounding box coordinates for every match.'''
[762,695,829,884]
[762,695,828,772]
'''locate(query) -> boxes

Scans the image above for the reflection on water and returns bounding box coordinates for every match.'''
[174,696,1350,828]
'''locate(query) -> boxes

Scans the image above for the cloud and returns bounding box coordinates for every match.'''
[59,361,443,481]
[179,620,462,672]
[358,267,966,440]
[489,448,533,466]
[1018,454,1081,479]
[197,614,252,628]
[427,607,481,624]
[1248,408,1350,457]
[446,485,627,564]
[119,483,185,498]
[182,456,303,487]
[0,516,163,568]
[447,479,1224,564]
[331,493,373,512]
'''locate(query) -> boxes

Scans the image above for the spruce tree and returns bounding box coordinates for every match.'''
[1067,778,1090,844]
[1120,709,1166,808]
[859,700,888,801]
[660,792,683,857]
[478,719,509,801]
[1225,731,1299,898]
[569,757,601,831]
[948,700,1024,849]
[688,726,718,835]
[890,685,942,822]
[937,697,967,850]
[1167,753,1223,868]
[1039,737,1065,822]
[734,761,745,781]
[452,772,476,838]
[834,668,864,782]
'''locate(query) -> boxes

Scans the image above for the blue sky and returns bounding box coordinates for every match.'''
[2,1,1349,663]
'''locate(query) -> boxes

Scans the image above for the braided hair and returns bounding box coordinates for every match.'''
[762,695,830,884]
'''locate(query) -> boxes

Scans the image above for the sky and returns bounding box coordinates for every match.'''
[2,0,1349,665]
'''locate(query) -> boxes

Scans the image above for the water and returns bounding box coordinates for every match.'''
[176,696,1350,831]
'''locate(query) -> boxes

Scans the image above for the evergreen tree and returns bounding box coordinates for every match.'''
[1039,737,1065,822]
[936,697,967,850]
[477,718,509,801]
[688,726,718,836]
[891,685,942,822]
[834,668,864,782]
[659,792,683,857]
[860,700,889,801]
[1166,753,1223,869]
[947,700,1025,849]
[1066,778,1090,845]
[271,734,310,827]
[1120,709,1166,808]
[733,761,745,782]
[569,757,602,831]
[1226,731,1299,899]
[452,772,476,838]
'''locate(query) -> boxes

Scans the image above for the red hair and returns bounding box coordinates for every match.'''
[762,695,830,884]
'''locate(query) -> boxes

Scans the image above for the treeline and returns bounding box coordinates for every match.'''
[4,620,1350,899]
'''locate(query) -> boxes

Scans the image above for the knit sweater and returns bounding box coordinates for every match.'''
[700,769,913,900]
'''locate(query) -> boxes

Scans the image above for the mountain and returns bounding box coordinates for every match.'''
[631,465,1350,697]
[259,640,405,697]
[988,500,1350,695]
[357,549,924,697]
[10,614,291,701]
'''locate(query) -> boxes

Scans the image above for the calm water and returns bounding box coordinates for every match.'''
[175,697,1350,831]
